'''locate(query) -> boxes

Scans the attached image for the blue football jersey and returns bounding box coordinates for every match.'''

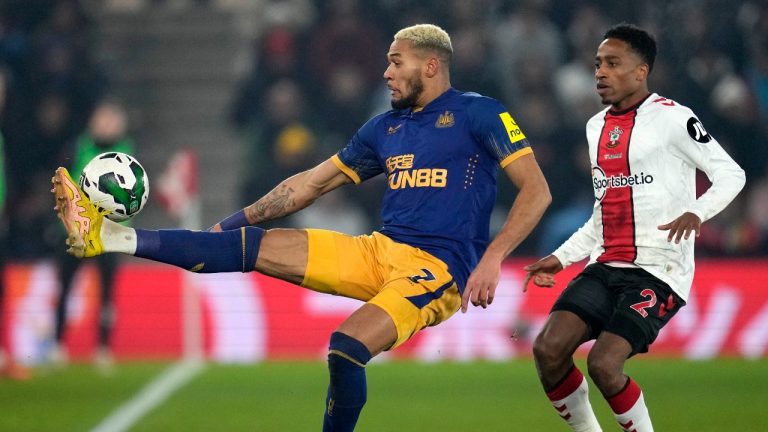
[332,88,531,292]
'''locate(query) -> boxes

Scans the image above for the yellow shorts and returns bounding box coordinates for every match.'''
[302,229,461,349]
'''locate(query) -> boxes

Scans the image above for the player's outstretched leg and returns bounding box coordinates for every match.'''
[52,167,264,273]
[52,167,111,258]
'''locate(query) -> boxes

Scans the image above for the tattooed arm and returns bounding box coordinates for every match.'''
[244,157,353,225]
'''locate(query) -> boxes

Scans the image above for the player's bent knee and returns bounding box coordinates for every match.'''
[586,353,622,385]
[533,332,571,366]
[328,332,372,369]
[324,332,371,429]
[326,332,372,411]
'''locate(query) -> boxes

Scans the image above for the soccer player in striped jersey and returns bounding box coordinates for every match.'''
[523,24,745,432]
[53,24,550,431]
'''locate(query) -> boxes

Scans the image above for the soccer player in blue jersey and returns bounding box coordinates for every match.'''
[52,24,550,431]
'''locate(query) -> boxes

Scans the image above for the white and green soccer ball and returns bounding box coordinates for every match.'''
[79,152,149,222]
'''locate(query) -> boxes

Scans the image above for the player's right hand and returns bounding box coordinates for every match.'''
[461,256,501,313]
[522,255,563,292]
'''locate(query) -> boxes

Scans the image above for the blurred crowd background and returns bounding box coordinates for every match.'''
[1,0,766,261]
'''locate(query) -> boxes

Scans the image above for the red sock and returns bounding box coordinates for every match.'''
[546,366,602,432]
[607,378,653,432]
[547,366,585,402]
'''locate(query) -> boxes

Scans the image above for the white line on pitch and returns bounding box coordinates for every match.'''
[90,359,205,432]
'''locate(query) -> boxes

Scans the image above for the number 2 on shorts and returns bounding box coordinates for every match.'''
[630,289,657,318]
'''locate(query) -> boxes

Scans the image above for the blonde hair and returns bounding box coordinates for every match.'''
[394,24,452,62]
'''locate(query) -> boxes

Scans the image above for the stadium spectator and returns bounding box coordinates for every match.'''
[745,173,768,254]
[29,0,104,130]
[445,0,501,100]
[236,78,325,219]
[709,74,767,181]
[740,1,768,122]
[0,0,104,260]
[229,25,307,131]
[52,23,551,430]
[50,99,135,371]
[524,24,745,431]
[491,0,565,108]
[5,93,74,259]
[554,3,607,129]
[0,68,29,380]
[304,0,386,109]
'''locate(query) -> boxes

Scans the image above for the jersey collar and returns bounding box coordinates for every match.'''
[607,93,652,116]
[404,87,458,115]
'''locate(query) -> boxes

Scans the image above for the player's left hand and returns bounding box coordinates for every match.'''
[461,257,501,313]
[522,255,562,292]
[657,212,701,244]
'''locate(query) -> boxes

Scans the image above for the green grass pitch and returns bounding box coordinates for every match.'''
[2,358,767,431]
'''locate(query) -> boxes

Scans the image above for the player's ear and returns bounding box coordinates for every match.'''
[636,63,649,82]
[424,56,439,78]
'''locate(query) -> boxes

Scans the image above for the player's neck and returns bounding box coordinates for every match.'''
[611,89,651,113]
[413,82,451,112]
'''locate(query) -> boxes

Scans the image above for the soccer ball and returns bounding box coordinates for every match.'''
[79,152,150,222]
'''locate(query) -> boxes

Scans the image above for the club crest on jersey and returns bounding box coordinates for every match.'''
[607,126,623,148]
[435,111,455,128]
[387,123,403,135]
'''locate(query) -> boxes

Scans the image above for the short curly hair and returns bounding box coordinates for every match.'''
[394,24,452,63]
[604,23,657,74]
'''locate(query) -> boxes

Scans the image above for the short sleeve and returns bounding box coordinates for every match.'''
[333,119,384,184]
[468,97,533,168]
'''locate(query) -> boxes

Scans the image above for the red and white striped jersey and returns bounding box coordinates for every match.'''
[552,94,745,301]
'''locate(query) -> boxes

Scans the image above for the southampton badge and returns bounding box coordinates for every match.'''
[607,125,623,148]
